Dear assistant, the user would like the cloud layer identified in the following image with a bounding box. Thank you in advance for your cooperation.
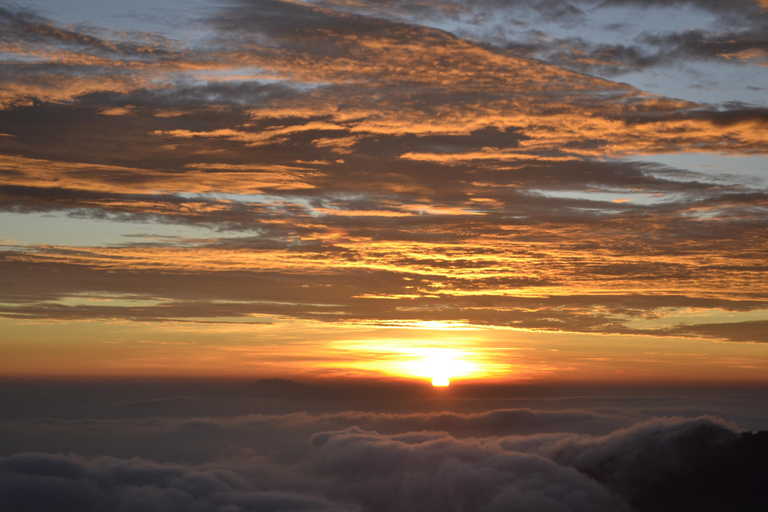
[2,381,767,511]
[1,414,766,512]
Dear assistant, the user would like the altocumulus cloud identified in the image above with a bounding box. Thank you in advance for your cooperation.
[1,0,767,342]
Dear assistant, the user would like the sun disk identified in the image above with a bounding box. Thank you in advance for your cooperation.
[432,375,450,387]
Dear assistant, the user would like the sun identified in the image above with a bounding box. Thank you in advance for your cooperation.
[341,342,484,385]
[432,375,450,387]
[406,348,475,386]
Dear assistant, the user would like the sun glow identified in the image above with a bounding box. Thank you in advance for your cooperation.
[326,336,514,383]
[403,347,476,385]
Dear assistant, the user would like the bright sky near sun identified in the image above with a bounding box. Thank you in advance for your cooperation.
[1,0,768,383]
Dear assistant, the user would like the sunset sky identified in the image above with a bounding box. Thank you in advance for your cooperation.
[4,2,768,512]
[2,0,768,384]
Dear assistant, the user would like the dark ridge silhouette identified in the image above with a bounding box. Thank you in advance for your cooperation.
[604,430,768,512]
[250,378,312,399]
[249,378,441,401]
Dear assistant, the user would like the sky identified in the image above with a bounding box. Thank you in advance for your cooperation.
[1,0,768,385]
[3,2,768,511]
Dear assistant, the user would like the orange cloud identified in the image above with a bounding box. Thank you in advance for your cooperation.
[0,154,323,195]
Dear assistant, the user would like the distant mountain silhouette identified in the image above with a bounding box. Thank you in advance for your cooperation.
[250,379,313,399]
[248,378,431,401]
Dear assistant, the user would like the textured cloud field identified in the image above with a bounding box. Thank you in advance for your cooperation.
[1,0,767,351]
[1,381,768,512]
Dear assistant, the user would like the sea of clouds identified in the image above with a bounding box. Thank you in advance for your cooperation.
[1,382,767,511]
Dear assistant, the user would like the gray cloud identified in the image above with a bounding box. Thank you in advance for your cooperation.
[0,452,354,512]
[305,427,631,512]
[0,408,640,464]
[497,26,768,77]
[595,0,766,15]
[1,414,767,512]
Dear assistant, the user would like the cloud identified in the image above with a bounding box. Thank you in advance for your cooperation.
[420,1,768,77]
[305,427,631,512]
[525,416,768,512]
[660,320,768,342]
[0,0,767,344]
[2,378,768,511]
[0,408,641,464]
[639,27,768,67]
[1,415,767,512]
[2,235,767,342]
[0,452,353,512]
[0,5,183,109]
[595,0,765,14]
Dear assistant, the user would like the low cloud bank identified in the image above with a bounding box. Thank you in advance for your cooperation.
[1,416,766,512]
[0,407,646,464]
